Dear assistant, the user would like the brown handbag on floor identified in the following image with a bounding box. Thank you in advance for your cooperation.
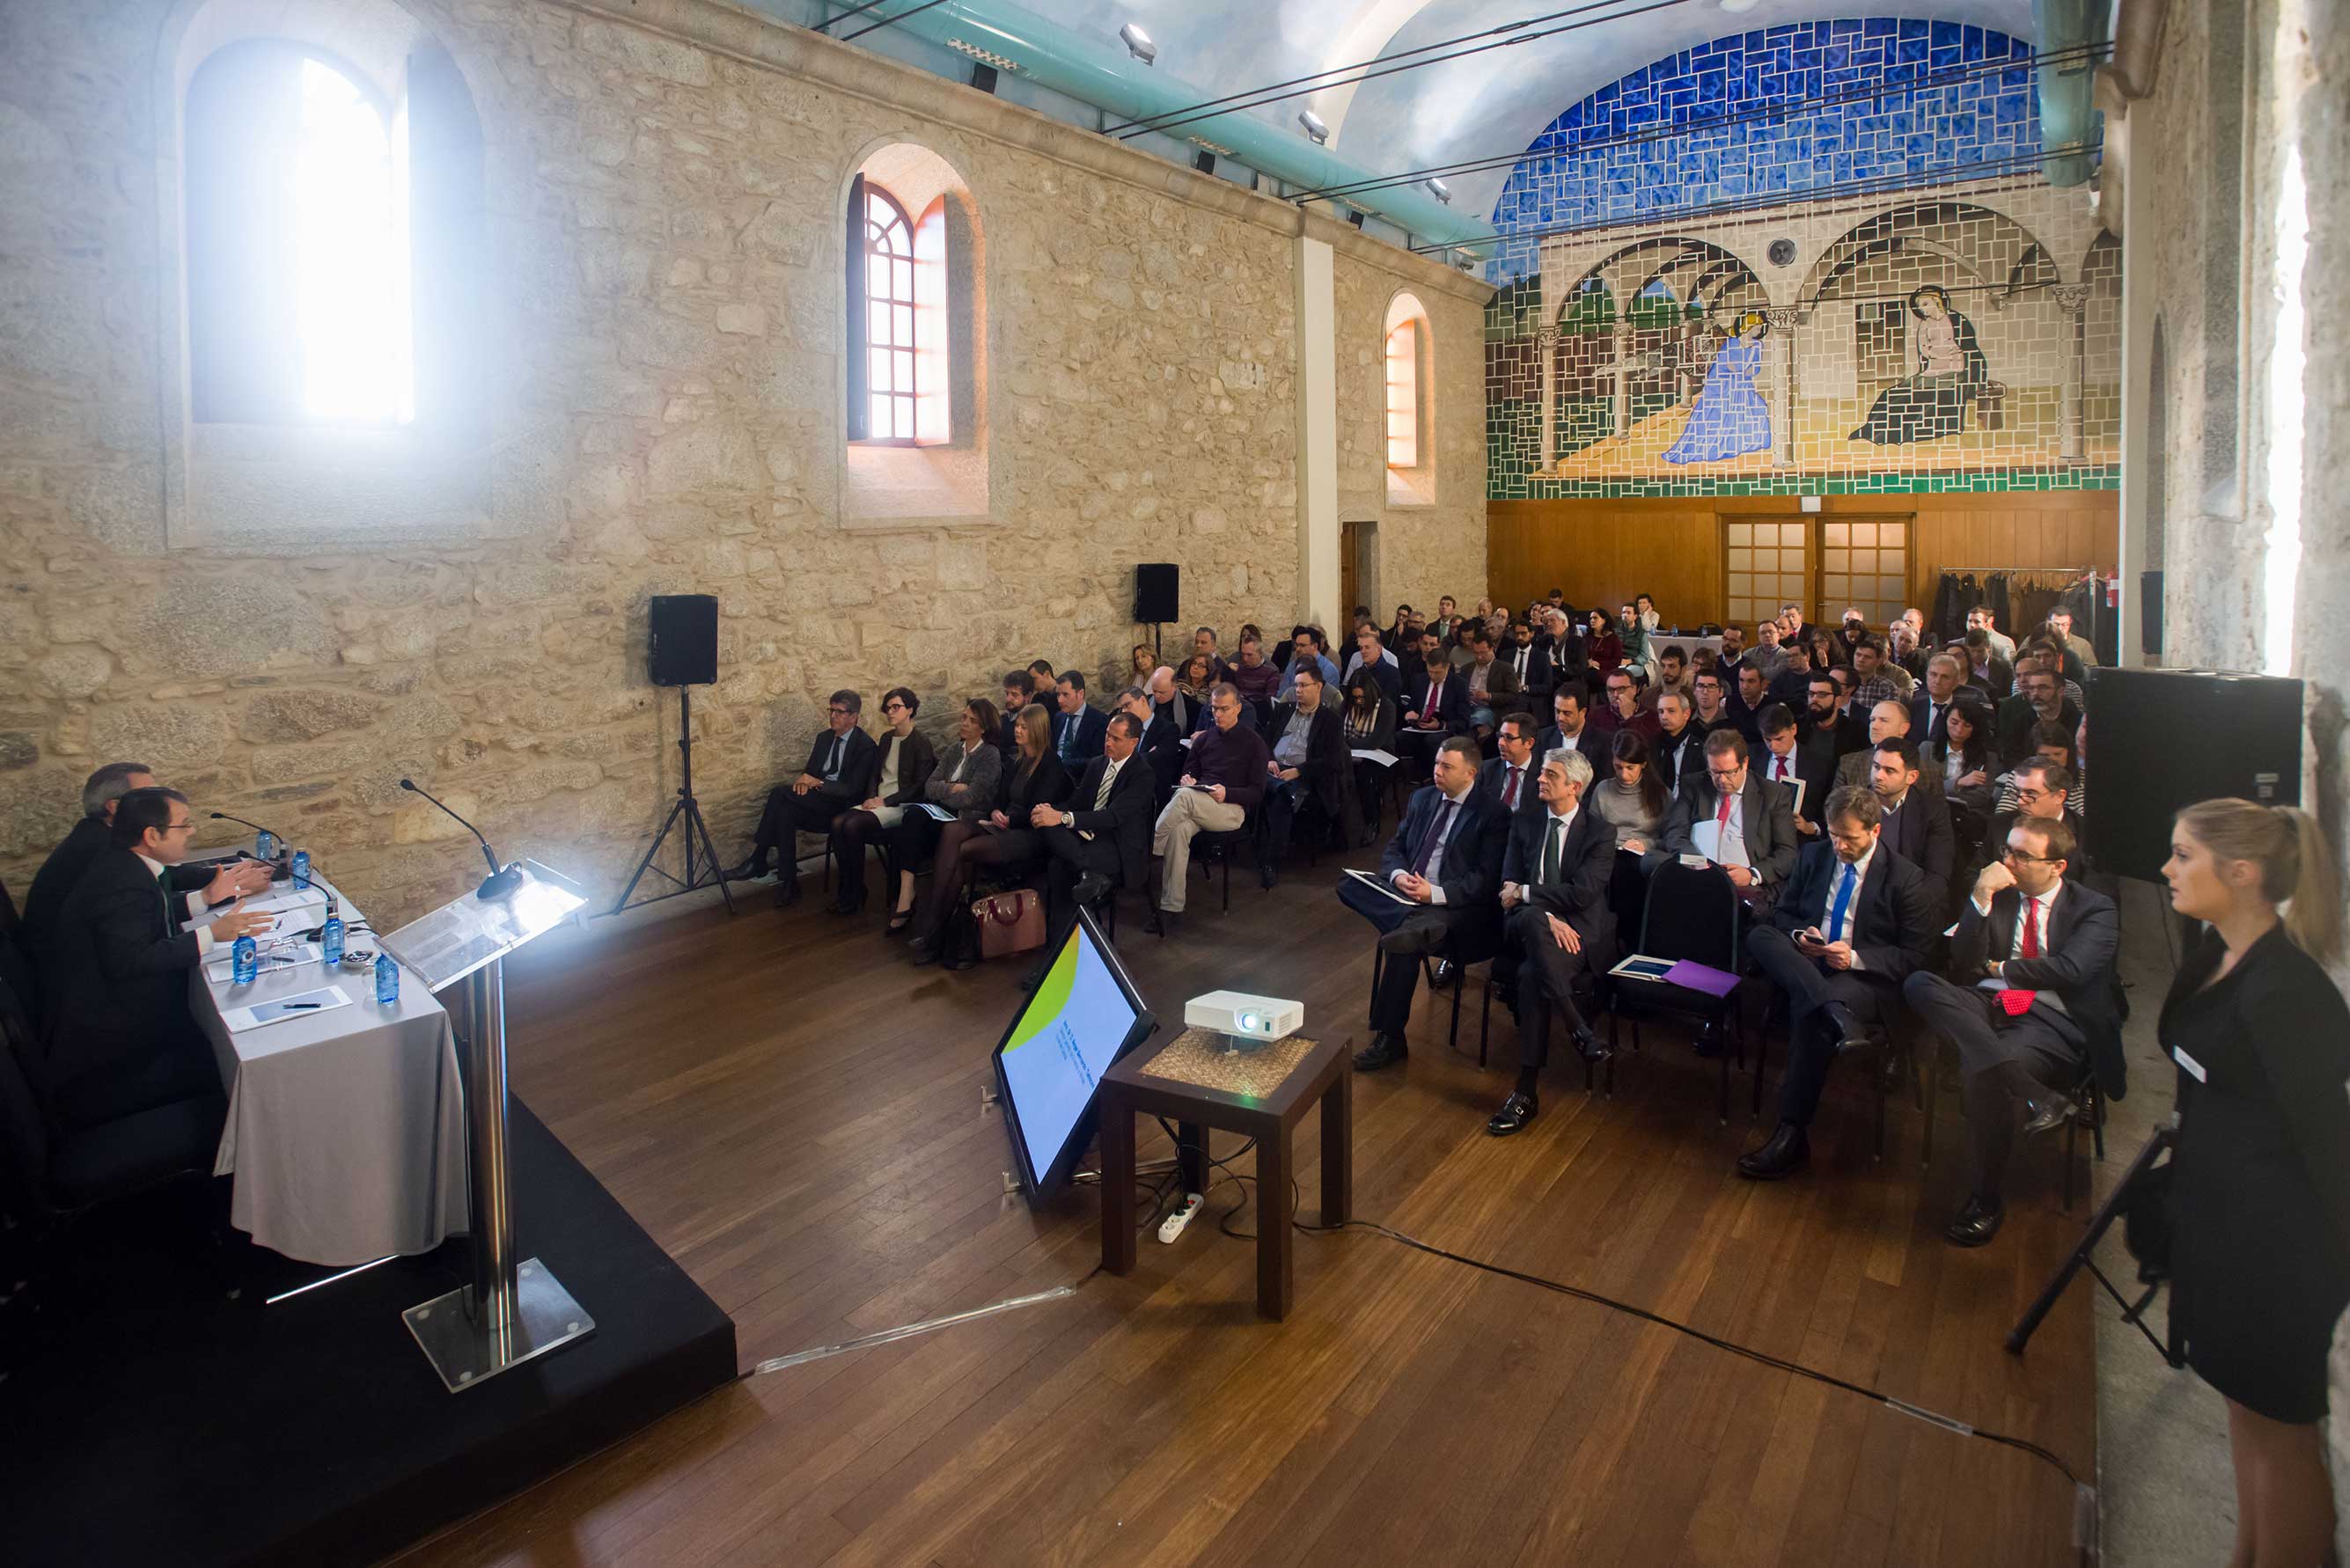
[971,888,1046,958]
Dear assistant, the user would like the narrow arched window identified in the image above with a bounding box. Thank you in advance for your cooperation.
[185,40,412,425]
[862,184,918,443]
[1384,320,1420,470]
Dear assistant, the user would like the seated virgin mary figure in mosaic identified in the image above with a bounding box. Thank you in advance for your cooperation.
[1663,311,1772,464]
[1851,284,1990,444]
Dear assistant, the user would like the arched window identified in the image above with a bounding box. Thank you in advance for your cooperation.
[1384,319,1419,469]
[846,160,950,448]
[860,185,919,443]
[185,40,412,425]
[1384,292,1435,505]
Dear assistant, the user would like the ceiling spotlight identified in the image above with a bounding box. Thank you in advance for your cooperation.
[1425,177,1452,204]
[1298,110,1330,144]
[1119,23,1157,64]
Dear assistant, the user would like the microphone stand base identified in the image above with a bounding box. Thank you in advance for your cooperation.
[403,1257,594,1394]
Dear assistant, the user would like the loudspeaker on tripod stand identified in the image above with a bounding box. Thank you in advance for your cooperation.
[614,594,735,916]
[649,594,718,687]
[1135,564,1179,625]
[2085,666,2302,883]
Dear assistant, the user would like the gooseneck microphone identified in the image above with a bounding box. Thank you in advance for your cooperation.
[210,810,289,846]
[400,778,525,901]
[209,810,293,879]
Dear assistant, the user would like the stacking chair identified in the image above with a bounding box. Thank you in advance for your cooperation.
[1603,859,1748,1120]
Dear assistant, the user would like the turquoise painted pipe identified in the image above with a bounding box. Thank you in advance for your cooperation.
[2031,0,2102,187]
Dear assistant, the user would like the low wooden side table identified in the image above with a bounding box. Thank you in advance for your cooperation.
[1098,1029,1352,1321]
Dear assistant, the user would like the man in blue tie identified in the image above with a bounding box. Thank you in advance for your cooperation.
[1737,786,1939,1180]
[1340,736,1506,1072]
[1051,671,1107,764]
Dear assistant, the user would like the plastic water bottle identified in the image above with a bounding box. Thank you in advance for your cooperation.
[374,951,399,1006]
[291,848,310,889]
[256,829,277,861]
[320,901,345,965]
[231,934,258,985]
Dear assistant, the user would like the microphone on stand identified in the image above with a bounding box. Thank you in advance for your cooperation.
[400,779,525,901]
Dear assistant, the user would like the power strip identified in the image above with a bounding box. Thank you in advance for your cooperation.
[1157,1192,1205,1243]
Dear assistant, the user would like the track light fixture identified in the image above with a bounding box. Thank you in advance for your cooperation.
[1119,23,1157,64]
[1425,177,1452,204]
[1297,110,1330,144]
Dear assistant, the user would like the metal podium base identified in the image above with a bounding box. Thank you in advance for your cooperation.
[403,1257,595,1393]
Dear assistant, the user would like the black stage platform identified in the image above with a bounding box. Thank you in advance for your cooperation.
[2,1100,737,1567]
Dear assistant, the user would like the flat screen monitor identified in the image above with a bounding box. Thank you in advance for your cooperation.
[989,906,1157,1202]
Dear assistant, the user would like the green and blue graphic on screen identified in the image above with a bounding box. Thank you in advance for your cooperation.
[992,914,1151,1198]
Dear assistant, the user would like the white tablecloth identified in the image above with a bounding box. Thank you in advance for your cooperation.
[193,870,469,1266]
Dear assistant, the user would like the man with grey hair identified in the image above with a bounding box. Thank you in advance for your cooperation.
[21,761,271,985]
[1486,746,1617,1134]
[1147,664,1193,736]
[1147,681,1268,935]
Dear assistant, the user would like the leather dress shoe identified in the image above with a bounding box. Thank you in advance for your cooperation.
[1486,1092,1539,1136]
[1736,1123,1810,1180]
[1145,906,1179,938]
[1571,1025,1610,1064]
[1822,1000,1865,1051]
[1429,958,1459,990]
[2020,1095,2076,1136]
[1352,1032,1408,1072]
[772,881,801,909]
[907,937,939,966]
[1944,1195,2005,1248]
[723,856,767,882]
[1071,871,1112,908]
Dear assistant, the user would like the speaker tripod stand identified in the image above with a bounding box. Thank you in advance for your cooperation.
[612,686,737,917]
[2007,1121,2181,1363]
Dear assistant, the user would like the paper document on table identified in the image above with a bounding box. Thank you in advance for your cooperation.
[1342,868,1415,905]
[205,941,324,984]
[221,985,353,1032]
[1350,749,1399,768]
[245,887,327,917]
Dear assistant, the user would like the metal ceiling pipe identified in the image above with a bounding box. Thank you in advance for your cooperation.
[2032,0,2104,186]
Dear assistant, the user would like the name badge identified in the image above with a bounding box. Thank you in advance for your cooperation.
[2172,1046,2208,1083]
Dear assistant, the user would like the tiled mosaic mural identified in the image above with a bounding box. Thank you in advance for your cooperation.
[1481,19,2118,502]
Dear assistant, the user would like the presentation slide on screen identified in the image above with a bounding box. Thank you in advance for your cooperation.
[999,927,1138,1179]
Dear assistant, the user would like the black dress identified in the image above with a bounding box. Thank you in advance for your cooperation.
[2161,924,2350,1423]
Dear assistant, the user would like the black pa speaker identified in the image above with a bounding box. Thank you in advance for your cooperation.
[2139,570,2163,656]
[1135,563,1179,624]
[648,594,718,687]
[2085,666,2301,883]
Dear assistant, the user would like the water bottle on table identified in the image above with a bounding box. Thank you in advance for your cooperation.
[320,900,345,965]
[231,934,258,985]
[291,848,310,889]
[256,829,277,861]
[375,951,400,1006]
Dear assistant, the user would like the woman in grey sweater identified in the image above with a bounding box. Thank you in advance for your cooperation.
[885,698,1002,933]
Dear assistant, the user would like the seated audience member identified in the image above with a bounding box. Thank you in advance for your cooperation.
[1593,729,1669,855]
[1735,787,1940,1181]
[1690,669,1735,736]
[1585,606,1625,678]
[1750,622,1792,685]
[1651,690,1707,802]
[1259,663,1350,885]
[1689,648,1720,685]
[1539,685,1610,772]
[1275,626,1339,702]
[1148,663,1195,735]
[1400,648,1470,752]
[1958,627,2015,699]
[1384,602,1416,650]
[1990,722,2088,819]
[1660,729,1801,913]
[1027,658,1059,699]
[1966,603,2019,664]
[826,688,936,915]
[1148,682,1270,935]
[1831,608,1868,664]
[1591,669,1659,744]
[1341,736,1507,1073]
[38,787,275,1130]
[731,689,879,905]
[1887,621,1927,686]
[1800,670,1868,761]
[1226,633,1282,708]
[1834,700,1946,798]
[886,700,1002,933]
[1866,736,1957,904]
[1477,711,1545,823]
[1342,623,1402,702]
[1766,636,1814,709]
[1501,619,1545,698]
[1351,604,1375,634]
[1128,644,1157,686]
[1986,761,2086,871]
[1023,711,1155,982]
[1486,748,1618,1135]
[23,760,271,978]
[1911,653,1967,744]
[1120,683,1183,804]
[1757,702,1832,839]
[1934,693,1998,817]
[1340,671,1399,844]
[1649,645,1693,708]
[1547,608,1593,696]
[1995,662,2082,768]
[1174,652,1217,709]
[1722,663,1770,746]
[999,669,1039,752]
[1715,622,1751,678]
[1619,599,1654,683]
[2042,607,2092,688]
[1460,626,1522,737]
[1903,815,2120,1246]
[1189,626,1224,680]
[1428,595,1463,648]
[908,703,1070,965]
[1050,670,1108,766]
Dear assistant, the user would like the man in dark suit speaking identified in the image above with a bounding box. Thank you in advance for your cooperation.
[40,788,274,1131]
[1485,747,1616,1136]
[731,689,879,905]
[1341,736,1505,1073]
[1903,815,2122,1247]
[1023,712,1154,987]
[1736,786,1939,1182]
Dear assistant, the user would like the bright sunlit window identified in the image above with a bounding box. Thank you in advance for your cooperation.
[1385,319,1420,469]
[293,58,411,422]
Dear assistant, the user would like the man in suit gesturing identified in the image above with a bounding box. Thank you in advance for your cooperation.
[1737,787,1940,1181]
[40,788,274,1131]
[1904,815,2122,1246]
[1024,712,1154,985]
[1486,748,1617,1136]
[1342,737,1506,1073]
[733,688,879,905]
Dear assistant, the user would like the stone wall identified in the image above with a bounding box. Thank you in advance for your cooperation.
[0,0,1488,927]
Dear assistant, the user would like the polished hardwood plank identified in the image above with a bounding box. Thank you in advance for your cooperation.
[398,848,2093,1567]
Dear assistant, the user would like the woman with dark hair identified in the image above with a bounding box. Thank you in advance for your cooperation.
[1586,606,1624,679]
[1340,671,1398,846]
[885,698,1000,934]
[1851,284,1990,444]
[1805,625,1840,672]
[1175,652,1215,705]
[826,686,936,916]
[1590,729,1669,930]
[2159,800,2350,1567]
[1932,692,1996,870]
[907,703,1070,966]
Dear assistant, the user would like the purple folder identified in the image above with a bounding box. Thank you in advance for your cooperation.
[1663,959,1741,998]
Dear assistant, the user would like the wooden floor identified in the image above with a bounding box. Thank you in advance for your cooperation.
[400,846,2094,1567]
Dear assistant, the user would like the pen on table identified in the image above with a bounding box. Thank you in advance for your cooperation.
[280,1002,323,1010]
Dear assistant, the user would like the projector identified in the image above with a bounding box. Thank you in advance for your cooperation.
[1184,990,1303,1045]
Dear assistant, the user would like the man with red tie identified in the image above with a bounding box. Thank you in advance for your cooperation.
[1756,702,1832,839]
[1476,712,1545,824]
[1902,815,2123,1247]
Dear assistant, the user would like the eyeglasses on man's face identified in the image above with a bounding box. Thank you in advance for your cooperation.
[2000,845,2058,864]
